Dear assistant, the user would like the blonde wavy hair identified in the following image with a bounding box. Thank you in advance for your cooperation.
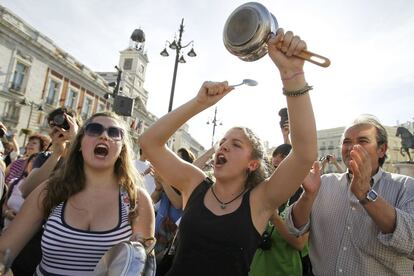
[43,112,142,221]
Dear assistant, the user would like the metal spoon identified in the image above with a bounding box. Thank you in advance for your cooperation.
[230,79,258,88]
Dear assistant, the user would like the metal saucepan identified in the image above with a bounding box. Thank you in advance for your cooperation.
[223,2,331,67]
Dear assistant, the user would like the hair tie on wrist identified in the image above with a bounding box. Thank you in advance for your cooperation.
[281,71,304,81]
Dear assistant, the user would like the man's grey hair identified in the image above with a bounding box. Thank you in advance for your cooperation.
[342,114,388,166]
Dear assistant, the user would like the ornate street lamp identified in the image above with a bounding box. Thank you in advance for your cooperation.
[160,18,197,112]
[206,106,223,147]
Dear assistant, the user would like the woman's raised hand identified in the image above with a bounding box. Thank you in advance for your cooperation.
[195,81,234,108]
[267,29,306,76]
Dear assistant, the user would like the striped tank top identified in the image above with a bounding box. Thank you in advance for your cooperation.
[36,189,133,275]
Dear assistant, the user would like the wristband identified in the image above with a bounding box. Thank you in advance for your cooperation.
[281,71,304,81]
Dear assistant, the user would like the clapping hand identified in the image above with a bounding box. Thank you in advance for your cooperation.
[302,161,321,195]
[349,145,372,200]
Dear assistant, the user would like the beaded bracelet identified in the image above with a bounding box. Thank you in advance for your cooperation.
[283,83,313,97]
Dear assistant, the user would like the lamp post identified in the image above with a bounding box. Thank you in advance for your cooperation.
[19,98,43,145]
[160,18,197,112]
[106,65,122,99]
[206,106,222,147]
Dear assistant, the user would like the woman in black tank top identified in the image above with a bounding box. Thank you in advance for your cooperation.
[140,29,318,275]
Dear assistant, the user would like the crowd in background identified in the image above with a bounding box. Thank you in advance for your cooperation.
[0,29,413,276]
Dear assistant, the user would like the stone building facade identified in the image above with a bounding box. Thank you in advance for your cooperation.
[0,5,204,156]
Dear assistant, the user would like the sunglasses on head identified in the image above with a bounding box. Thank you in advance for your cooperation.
[84,122,124,141]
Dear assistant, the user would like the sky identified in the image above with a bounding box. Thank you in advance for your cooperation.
[2,0,414,149]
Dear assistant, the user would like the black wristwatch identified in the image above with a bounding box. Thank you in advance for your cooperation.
[359,188,378,205]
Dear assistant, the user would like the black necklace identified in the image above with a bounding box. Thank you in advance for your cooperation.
[210,185,247,209]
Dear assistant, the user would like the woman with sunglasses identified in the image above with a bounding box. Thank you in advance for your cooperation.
[139,29,317,275]
[0,112,154,275]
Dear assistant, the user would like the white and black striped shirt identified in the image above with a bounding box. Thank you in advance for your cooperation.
[36,189,132,275]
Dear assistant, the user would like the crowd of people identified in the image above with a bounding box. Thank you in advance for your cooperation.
[0,29,413,276]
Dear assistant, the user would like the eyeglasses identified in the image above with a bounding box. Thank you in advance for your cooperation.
[84,123,124,141]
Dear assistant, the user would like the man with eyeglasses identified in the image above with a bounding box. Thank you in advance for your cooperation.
[285,115,414,275]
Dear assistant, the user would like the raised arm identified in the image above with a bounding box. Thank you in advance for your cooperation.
[253,30,317,220]
[21,116,77,198]
[21,150,61,198]
[139,82,233,202]
[9,134,20,158]
[281,121,291,145]
[330,154,344,173]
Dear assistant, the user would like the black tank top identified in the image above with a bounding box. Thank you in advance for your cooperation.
[167,178,262,276]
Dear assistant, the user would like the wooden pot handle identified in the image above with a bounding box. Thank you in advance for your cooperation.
[275,41,331,67]
[296,49,331,68]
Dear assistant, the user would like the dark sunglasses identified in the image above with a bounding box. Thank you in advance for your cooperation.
[84,122,124,141]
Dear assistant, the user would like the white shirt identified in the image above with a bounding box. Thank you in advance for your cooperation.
[3,178,25,230]
[134,159,156,195]
[134,159,159,211]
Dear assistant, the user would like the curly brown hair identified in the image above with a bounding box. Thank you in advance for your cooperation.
[28,133,51,151]
[231,127,269,190]
[42,112,143,221]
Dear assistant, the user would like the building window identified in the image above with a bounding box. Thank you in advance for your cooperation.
[46,79,61,105]
[81,96,93,120]
[123,58,133,70]
[97,102,106,113]
[2,102,20,122]
[10,62,29,92]
[65,88,79,110]
[139,64,145,73]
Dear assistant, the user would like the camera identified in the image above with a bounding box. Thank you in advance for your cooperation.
[48,109,70,130]
[319,155,332,162]
[278,107,288,129]
[259,229,273,250]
